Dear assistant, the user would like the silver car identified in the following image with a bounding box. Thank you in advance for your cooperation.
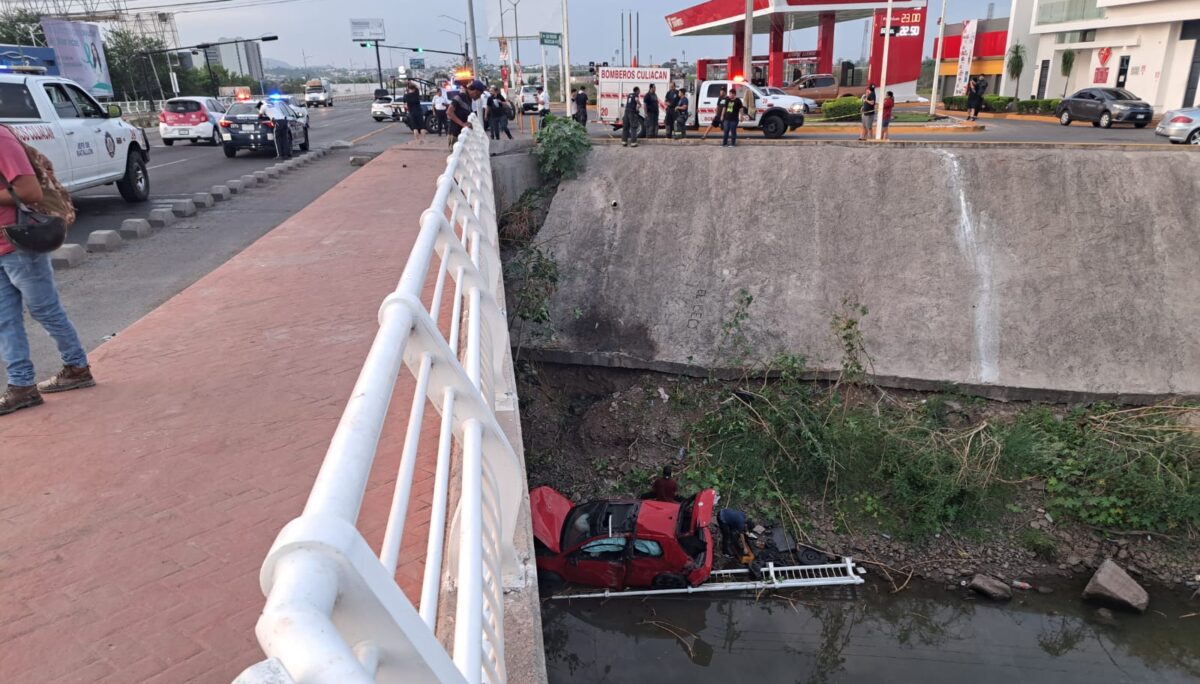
[1155,107,1200,144]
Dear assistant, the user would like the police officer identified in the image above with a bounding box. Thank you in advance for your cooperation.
[643,84,659,138]
[621,86,642,148]
[664,84,679,138]
[258,98,290,159]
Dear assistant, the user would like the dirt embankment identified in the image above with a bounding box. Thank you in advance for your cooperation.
[519,362,1200,593]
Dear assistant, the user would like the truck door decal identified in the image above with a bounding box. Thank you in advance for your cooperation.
[104,132,116,157]
[11,124,57,141]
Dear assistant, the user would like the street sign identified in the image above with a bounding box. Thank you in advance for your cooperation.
[539,32,561,47]
[498,38,509,63]
[350,18,386,41]
[410,58,425,70]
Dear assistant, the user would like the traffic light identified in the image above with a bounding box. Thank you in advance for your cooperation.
[602,61,609,67]
[589,61,595,74]
[415,47,424,53]
[360,42,373,48]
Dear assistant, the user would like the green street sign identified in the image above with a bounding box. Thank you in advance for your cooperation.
[539,32,561,47]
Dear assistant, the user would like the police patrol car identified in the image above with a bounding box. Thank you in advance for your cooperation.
[0,68,151,202]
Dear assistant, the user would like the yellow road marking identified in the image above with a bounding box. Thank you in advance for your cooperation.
[351,123,398,144]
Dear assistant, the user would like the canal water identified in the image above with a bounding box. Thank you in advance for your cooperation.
[542,579,1200,683]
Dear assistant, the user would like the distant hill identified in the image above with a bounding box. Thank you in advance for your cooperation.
[263,57,294,69]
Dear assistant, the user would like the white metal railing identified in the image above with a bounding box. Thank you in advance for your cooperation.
[235,114,523,684]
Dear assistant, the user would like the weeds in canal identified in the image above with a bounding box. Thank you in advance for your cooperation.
[501,186,561,349]
[681,295,1200,540]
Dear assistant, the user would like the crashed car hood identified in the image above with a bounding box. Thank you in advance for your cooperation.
[530,486,573,554]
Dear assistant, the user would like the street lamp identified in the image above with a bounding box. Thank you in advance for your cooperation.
[155,35,279,96]
[439,15,469,66]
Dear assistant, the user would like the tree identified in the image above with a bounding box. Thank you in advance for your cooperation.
[0,9,44,46]
[1060,50,1075,97]
[1006,44,1026,100]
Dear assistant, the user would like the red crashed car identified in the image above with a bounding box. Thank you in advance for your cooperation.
[531,486,716,590]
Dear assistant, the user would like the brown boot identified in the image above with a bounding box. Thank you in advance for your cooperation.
[37,365,96,394]
[0,385,44,415]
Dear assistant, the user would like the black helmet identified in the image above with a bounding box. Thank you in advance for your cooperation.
[4,215,67,253]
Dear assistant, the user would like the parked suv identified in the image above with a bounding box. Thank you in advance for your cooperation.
[159,96,226,146]
[1056,88,1154,128]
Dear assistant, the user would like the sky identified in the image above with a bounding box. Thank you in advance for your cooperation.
[175,0,1005,71]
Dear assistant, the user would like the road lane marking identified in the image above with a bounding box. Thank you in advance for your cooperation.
[351,123,398,144]
[148,158,192,170]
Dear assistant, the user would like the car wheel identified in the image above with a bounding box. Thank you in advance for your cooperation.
[1134,122,1148,129]
[1058,110,1071,126]
[299,127,310,152]
[162,139,174,146]
[1092,121,1101,127]
[116,152,149,203]
[760,113,786,139]
[211,128,222,146]
[223,144,237,158]
[537,570,565,595]
[651,573,687,590]
[1099,111,1113,128]
[373,117,384,122]
[1189,129,1200,145]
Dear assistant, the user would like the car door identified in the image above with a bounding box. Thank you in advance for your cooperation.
[39,83,97,185]
[699,82,724,126]
[564,535,628,589]
[0,81,72,183]
[286,105,305,145]
[815,75,837,102]
[1065,90,1087,119]
[1078,90,1102,120]
[62,82,116,183]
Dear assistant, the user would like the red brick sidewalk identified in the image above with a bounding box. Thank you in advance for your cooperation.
[0,145,450,683]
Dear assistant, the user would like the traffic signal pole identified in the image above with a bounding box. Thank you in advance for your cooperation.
[375,42,384,89]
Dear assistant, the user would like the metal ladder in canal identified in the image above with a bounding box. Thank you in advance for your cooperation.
[550,557,866,600]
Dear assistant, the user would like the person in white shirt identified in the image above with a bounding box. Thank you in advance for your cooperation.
[537,86,550,121]
[257,99,291,159]
[432,91,449,136]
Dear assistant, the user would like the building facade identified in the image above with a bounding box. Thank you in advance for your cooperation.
[205,38,264,81]
[1012,0,1200,110]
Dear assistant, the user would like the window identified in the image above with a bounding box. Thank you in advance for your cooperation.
[1100,88,1136,100]
[816,76,836,88]
[165,100,203,113]
[1036,0,1105,25]
[43,84,79,118]
[633,539,663,557]
[225,103,259,116]
[578,537,627,559]
[64,84,103,117]
[705,83,724,98]
[0,83,40,119]
[1055,29,1096,44]
[1069,90,1092,100]
[207,99,225,113]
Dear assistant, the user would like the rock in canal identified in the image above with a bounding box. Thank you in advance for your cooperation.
[968,574,1012,601]
[1082,559,1149,613]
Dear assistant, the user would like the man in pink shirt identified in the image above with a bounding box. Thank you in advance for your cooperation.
[0,124,93,415]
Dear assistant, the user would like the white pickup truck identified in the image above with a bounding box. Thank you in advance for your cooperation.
[690,79,807,138]
[0,73,151,202]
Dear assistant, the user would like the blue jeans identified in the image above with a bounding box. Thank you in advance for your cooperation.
[0,250,87,386]
[722,119,738,145]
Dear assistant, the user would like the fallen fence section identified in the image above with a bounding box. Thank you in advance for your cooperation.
[234,114,525,684]
[549,558,866,600]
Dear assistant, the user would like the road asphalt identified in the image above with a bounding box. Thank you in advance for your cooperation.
[12,103,441,391]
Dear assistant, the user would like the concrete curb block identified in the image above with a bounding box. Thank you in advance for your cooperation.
[51,244,86,268]
[148,208,176,227]
[171,199,197,217]
[210,185,231,201]
[253,170,269,183]
[329,140,351,150]
[226,179,245,194]
[349,155,372,166]
[86,229,122,252]
[241,174,259,187]
[118,218,153,239]
[265,166,281,178]
[192,192,215,208]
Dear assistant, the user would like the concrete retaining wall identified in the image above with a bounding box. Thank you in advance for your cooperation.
[490,140,540,215]
[525,144,1200,399]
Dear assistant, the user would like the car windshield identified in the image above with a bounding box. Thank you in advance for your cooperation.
[561,501,638,551]
[165,100,202,113]
[0,82,40,119]
[374,97,392,103]
[1102,88,1138,101]
[765,87,785,95]
[305,86,324,93]
[225,103,260,116]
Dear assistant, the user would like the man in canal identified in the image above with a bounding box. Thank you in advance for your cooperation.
[650,466,678,502]
[718,507,750,559]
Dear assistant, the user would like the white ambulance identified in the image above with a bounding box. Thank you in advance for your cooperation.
[596,66,672,137]
[0,71,151,202]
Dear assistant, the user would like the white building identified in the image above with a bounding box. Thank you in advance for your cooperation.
[1011,0,1200,111]
[204,38,265,81]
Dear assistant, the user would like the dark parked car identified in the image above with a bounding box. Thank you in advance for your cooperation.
[218,100,309,157]
[1056,88,1154,129]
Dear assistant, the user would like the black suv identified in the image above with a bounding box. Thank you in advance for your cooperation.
[1056,88,1154,129]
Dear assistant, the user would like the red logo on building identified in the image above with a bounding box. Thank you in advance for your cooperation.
[1098,47,1112,67]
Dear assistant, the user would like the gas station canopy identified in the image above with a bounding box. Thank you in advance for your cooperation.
[665,0,924,36]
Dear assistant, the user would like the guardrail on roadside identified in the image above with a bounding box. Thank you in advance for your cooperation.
[234,113,521,684]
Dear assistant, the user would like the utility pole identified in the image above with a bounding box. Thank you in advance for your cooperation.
[929,0,948,117]
[145,53,166,101]
[620,11,625,67]
[509,0,521,68]
[560,0,571,103]
[875,0,895,141]
[462,2,481,72]
[375,42,383,89]
[301,48,311,78]
[742,0,753,81]
[635,12,639,66]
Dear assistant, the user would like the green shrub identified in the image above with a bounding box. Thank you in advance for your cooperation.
[942,95,968,110]
[1019,529,1058,560]
[1044,98,1061,113]
[533,114,591,181]
[983,95,1015,112]
[1016,98,1064,115]
[818,96,862,122]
